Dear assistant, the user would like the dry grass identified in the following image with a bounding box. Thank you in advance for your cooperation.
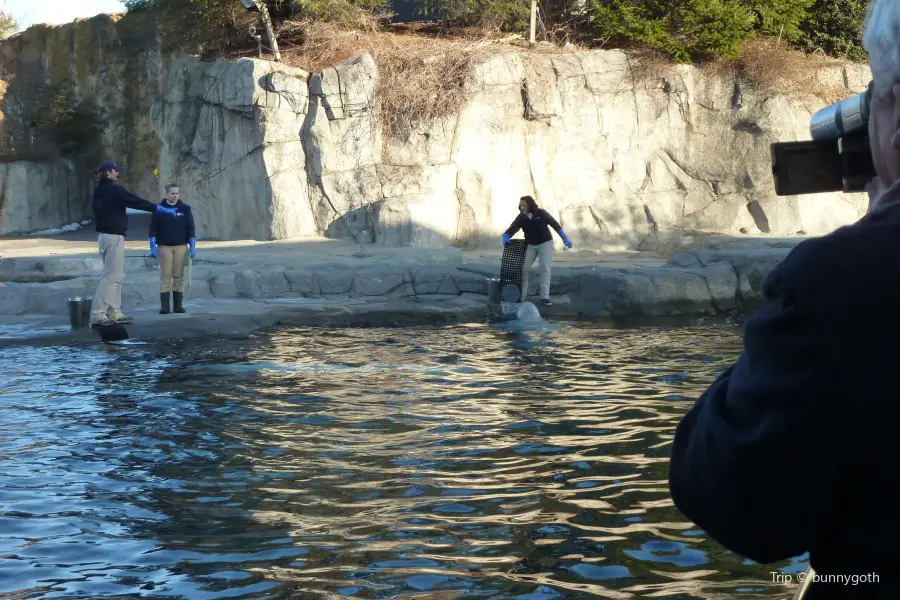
[626,49,681,88]
[248,18,859,138]
[277,20,572,139]
[732,37,850,103]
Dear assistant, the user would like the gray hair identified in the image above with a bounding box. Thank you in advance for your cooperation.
[165,183,179,192]
[863,0,900,98]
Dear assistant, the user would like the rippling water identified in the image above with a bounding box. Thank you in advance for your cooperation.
[0,320,809,599]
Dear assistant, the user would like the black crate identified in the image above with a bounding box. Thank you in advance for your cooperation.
[499,239,528,302]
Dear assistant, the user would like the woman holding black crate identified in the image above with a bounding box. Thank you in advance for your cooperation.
[501,195,572,306]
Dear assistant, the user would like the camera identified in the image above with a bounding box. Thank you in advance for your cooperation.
[248,26,257,36]
[770,81,876,196]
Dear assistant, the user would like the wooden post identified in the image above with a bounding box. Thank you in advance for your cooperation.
[253,0,281,62]
[529,0,536,49]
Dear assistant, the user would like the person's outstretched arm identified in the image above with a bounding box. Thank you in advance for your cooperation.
[113,185,175,215]
[502,215,523,246]
[668,253,843,564]
[540,210,572,248]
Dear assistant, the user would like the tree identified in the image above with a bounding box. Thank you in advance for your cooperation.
[0,10,19,39]
[586,0,756,63]
[748,0,816,42]
[123,0,254,54]
[796,0,868,61]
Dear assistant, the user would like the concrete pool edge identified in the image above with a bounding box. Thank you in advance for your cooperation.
[0,241,795,346]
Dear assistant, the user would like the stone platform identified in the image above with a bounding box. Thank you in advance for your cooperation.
[0,219,804,345]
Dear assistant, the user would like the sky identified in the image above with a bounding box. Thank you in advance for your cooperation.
[4,0,126,30]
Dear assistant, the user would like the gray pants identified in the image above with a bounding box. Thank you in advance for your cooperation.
[91,233,125,319]
[522,240,554,301]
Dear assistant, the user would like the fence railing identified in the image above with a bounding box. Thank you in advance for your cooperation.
[0,139,60,163]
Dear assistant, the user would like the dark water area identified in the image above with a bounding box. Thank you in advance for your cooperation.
[0,320,809,599]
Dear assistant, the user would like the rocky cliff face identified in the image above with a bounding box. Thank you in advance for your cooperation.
[0,14,872,247]
[297,49,871,251]
[0,14,161,235]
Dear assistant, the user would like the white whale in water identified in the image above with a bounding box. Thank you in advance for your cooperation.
[516,301,543,323]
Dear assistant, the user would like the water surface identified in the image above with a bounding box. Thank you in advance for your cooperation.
[0,320,807,598]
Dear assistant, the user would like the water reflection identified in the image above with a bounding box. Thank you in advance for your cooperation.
[0,321,804,598]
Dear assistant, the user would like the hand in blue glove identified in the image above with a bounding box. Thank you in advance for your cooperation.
[501,233,511,247]
[156,204,177,217]
[149,237,158,258]
[188,237,196,259]
[559,229,573,249]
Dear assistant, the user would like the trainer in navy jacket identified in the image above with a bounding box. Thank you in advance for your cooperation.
[149,199,195,246]
[149,183,196,315]
[93,178,159,236]
[669,180,900,598]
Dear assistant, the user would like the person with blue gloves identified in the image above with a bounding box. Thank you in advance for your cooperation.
[149,183,196,314]
[90,160,178,326]
[502,195,572,306]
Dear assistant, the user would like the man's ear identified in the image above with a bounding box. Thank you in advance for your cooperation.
[893,81,900,122]
[890,83,900,151]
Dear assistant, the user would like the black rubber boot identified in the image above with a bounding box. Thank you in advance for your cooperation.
[173,291,185,313]
[159,292,170,314]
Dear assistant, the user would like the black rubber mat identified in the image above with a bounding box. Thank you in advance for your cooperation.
[500,239,528,302]
[91,322,129,342]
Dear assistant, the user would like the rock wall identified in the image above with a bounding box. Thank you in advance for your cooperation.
[0,13,163,235]
[152,58,315,240]
[305,50,871,251]
[0,13,873,248]
[0,158,87,235]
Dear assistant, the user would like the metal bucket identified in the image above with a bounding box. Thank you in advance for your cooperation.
[488,277,500,303]
[67,296,93,329]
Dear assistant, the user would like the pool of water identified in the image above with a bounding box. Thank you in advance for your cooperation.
[0,320,808,599]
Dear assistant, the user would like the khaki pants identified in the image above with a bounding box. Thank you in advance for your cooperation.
[159,244,188,293]
[91,233,125,319]
[522,241,554,301]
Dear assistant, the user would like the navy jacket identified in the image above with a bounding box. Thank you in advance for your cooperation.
[92,179,158,236]
[504,209,562,246]
[669,184,900,598]
[149,200,195,246]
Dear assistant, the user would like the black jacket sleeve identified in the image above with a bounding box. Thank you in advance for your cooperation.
[668,259,845,564]
[114,184,158,213]
[540,209,562,232]
[149,211,158,239]
[504,215,523,237]
[186,205,196,240]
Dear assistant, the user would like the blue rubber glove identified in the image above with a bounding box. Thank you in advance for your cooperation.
[559,229,573,249]
[188,237,196,259]
[501,233,511,247]
[156,204,177,217]
[149,237,158,258]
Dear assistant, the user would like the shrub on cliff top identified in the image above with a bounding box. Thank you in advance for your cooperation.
[586,0,822,62]
[796,0,868,62]
[124,0,255,54]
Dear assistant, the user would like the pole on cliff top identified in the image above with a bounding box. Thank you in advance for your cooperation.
[252,0,281,62]
[529,0,536,49]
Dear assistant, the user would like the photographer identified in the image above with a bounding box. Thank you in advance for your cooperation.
[668,2,899,598]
